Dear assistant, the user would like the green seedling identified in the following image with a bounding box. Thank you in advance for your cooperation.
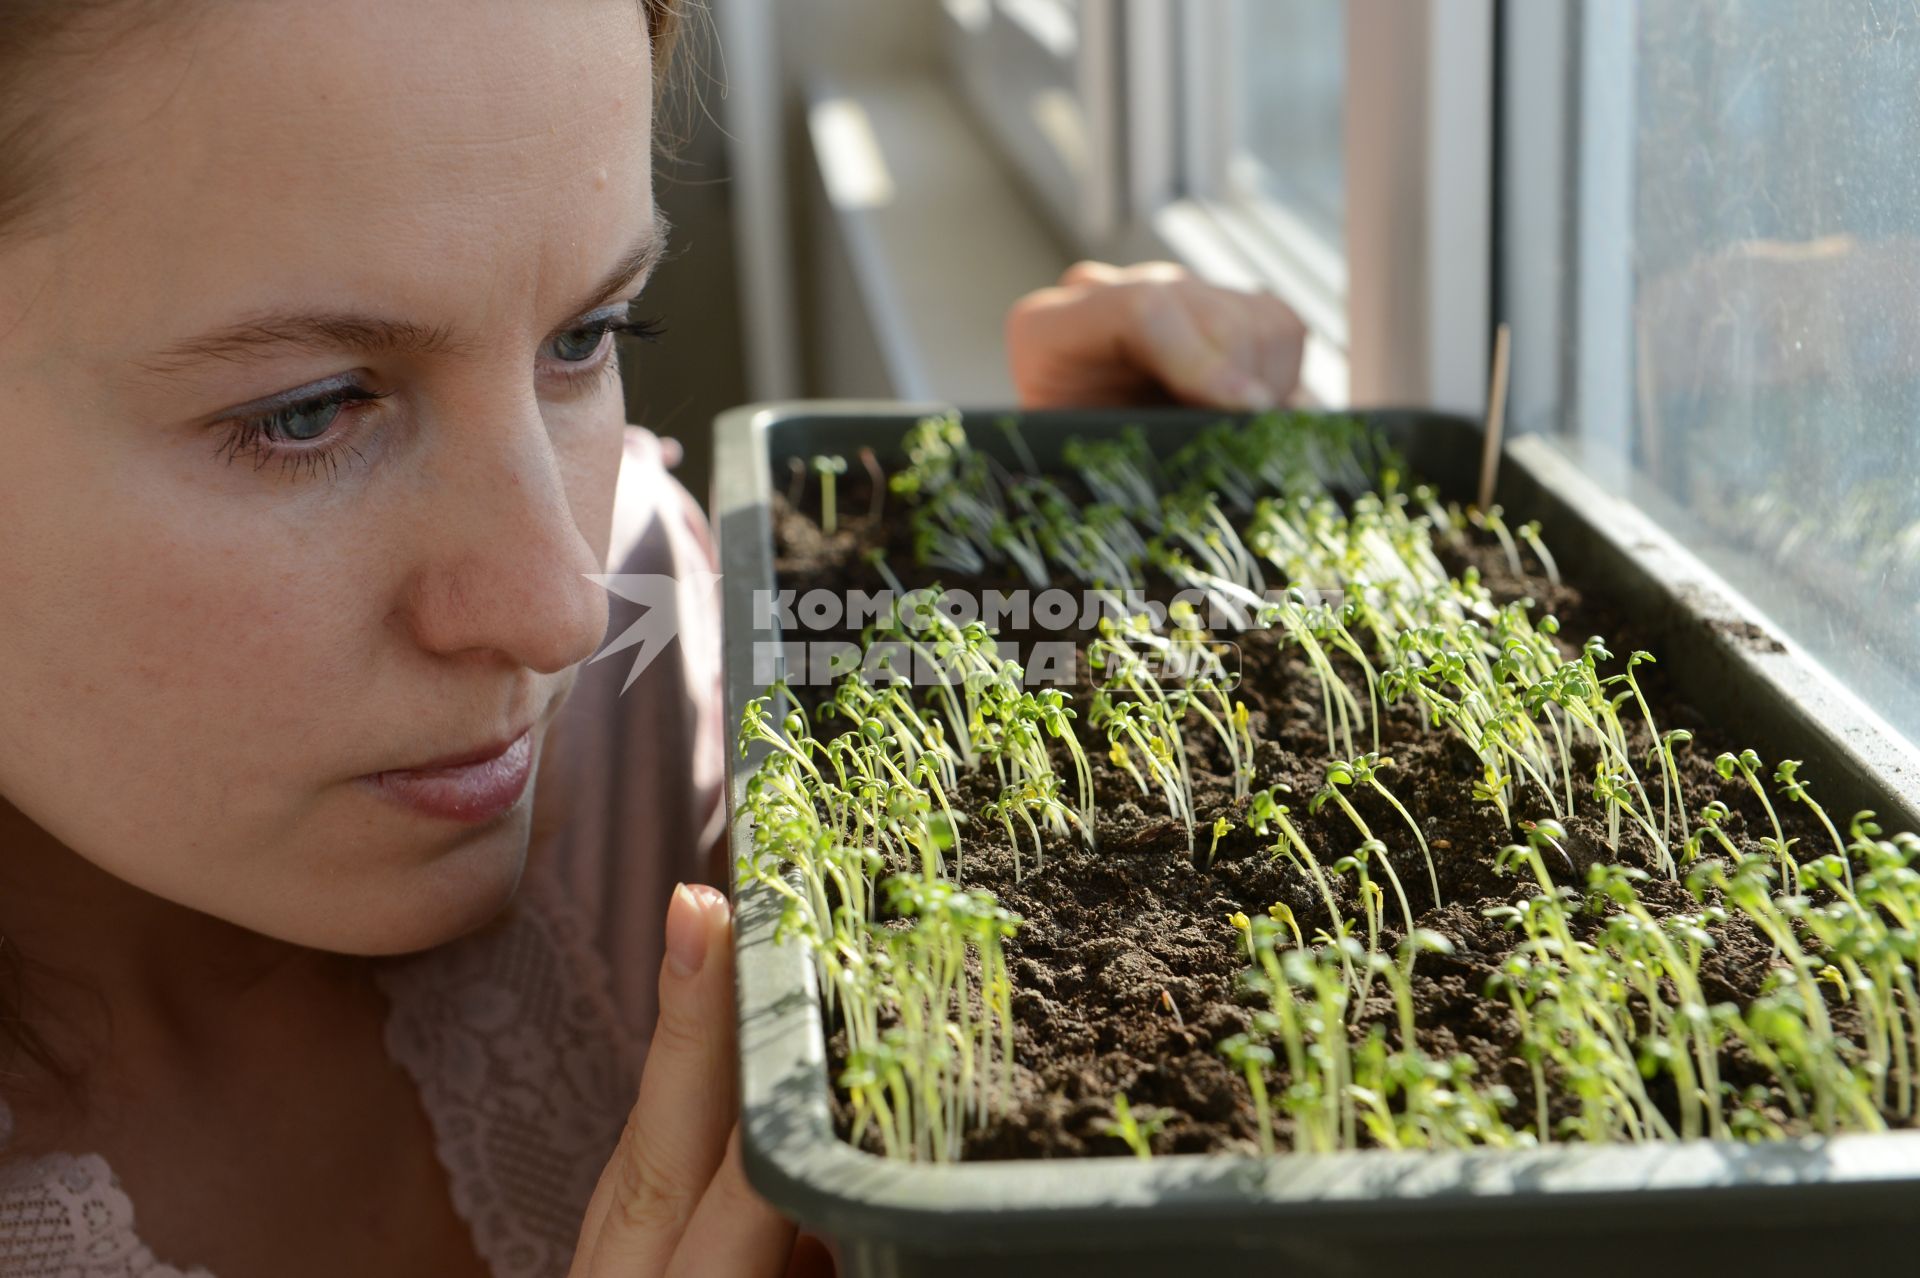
[812,454,849,535]
[1337,752,1440,910]
[1314,765,1416,934]
[1717,749,1796,879]
[1774,759,1851,889]
[1098,1093,1170,1160]
[1218,1032,1277,1155]
[1206,815,1235,869]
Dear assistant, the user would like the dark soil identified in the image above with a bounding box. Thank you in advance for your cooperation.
[767,466,1879,1159]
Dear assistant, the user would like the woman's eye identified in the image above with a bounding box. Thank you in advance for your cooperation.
[547,324,611,363]
[212,381,390,480]
[541,310,664,373]
[264,397,346,442]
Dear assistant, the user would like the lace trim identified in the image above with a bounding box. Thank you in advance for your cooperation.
[373,864,642,1278]
[0,1151,212,1278]
[0,868,640,1278]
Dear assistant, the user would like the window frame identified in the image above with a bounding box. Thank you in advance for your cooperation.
[1135,0,1494,413]
[1497,0,1920,748]
[1122,0,1356,406]
[941,0,1496,414]
[940,0,1123,248]
[934,0,1918,750]
[1175,0,1349,330]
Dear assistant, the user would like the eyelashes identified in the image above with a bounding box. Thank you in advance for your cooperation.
[211,311,666,482]
[213,383,390,482]
[548,313,667,391]
[608,314,667,344]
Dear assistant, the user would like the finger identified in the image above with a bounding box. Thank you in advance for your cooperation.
[666,1128,799,1278]
[1005,283,1158,407]
[1009,267,1276,409]
[1060,258,1122,287]
[1208,286,1269,398]
[1108,259,1192,287]
[1130,286,1274,410]
[1248,292,1307,405]
[572,883,738,1276]
[1178,285,1301,409]
[1064,259,1189,287]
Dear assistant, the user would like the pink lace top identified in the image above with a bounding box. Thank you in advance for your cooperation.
[0,426,728,1278]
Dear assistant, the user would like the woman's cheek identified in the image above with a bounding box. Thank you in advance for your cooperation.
[0,487,369,850]
[549,385,631,574]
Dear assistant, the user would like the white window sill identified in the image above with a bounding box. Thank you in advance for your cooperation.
[803,70,1071,404]
[801,71,1351,412]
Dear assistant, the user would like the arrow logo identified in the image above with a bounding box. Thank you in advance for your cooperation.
[583,571,724,693]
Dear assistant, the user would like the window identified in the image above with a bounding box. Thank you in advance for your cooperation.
[1226,0,1346,258]
[938,0,1493,409]
[923,0,1916,743]
[1505,0,1920,743]
[1147,0,1353,409]
[1165,0,1491,411]
[940,0,1119,245]
[943,0,1360,404]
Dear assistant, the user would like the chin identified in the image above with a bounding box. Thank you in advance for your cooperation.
[331,819,533,956]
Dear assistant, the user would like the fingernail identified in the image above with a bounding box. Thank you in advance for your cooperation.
[666,883,711,977]
[688,882,729,917]
[1235,377,1276,411]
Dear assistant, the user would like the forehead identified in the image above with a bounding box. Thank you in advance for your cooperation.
[22,0,656,343]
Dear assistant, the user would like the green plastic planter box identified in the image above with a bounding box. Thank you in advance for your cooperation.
[712,402,1920,1277]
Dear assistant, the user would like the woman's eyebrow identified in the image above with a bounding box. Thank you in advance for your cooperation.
[130,217,669,379]
[577,214,670,314]
[132,314,471,377]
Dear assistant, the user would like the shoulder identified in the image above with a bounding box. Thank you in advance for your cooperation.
[608,426,716,582]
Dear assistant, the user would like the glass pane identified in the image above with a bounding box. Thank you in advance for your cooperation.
[1232,0,1345,252]
[997,0,1079,58]
[1537,0,1920,742]
[944,0,1095,242]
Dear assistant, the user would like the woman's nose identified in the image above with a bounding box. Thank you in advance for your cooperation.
[395,398,611,676]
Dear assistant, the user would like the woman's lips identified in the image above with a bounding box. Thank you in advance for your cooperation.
[360,728,534,823]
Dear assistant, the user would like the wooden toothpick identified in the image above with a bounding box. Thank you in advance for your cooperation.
[1477,322,1513,513]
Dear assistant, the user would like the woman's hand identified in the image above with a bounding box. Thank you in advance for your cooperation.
[1005,260,1307,411]
[568,884,831,1277]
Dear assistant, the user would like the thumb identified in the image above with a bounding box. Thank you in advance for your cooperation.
[569,883,738,1276]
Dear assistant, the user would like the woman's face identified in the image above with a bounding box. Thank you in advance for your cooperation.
[0,0,657,952]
